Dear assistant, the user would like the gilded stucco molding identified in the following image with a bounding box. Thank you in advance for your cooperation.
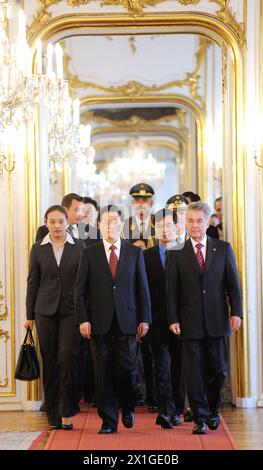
[209,0,246,50]
[28,0,246,50]
[0,328,10,388]
[100,1,167,17]
[221,41,228,102]
[66,37,208,107]
[0,282,8,322]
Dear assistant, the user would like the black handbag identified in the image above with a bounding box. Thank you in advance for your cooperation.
[14,328,40,381]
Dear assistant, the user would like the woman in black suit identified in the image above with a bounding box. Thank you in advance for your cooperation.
[24,205,84,430]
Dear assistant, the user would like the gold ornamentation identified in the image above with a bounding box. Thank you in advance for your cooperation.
[67,0,91,5]
[176,0,200,4]
[101,1,166,17]
[0,329,10,343]
[0,282,8,322]
[0,329,10,389]
[209,0,246,49]
[67,37,208,106]
[221,42,228,102]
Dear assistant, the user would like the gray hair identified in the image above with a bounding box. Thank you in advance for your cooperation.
[187,201,211,222]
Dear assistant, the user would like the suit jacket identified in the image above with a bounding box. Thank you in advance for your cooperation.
[75,240,151,335]
[26,238,84,319]
[122,215,155,243]
[143,246,169,339]
[166,237,242,339]
[206,224,219,239]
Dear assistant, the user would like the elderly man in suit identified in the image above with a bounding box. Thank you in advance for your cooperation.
[167,201,242,434]
[75,205,151,434]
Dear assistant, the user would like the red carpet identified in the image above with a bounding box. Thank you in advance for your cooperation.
[44,405,237,450]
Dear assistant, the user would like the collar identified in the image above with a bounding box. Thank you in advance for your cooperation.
[159,241,176,251]
[103,238,121,252]
[40,232,75,246]
[190,235,207,249]
[134,215,151,228]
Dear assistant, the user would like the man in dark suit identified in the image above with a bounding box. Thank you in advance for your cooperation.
[167,201,242,434]
[144,208,185,429]
[36,193,99,246]
[123,183,155,247]
[75,205,151,434]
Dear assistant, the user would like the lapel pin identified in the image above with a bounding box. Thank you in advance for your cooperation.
[213,248,216,252]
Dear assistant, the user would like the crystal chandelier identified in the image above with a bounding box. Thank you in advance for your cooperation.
[98,139,166,202]
[0,4,40,175]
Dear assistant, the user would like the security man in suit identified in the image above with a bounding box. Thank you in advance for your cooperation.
[123,183,155,248]
[167,201,242,434]
[144,208,184,429]
[75,205,151,434]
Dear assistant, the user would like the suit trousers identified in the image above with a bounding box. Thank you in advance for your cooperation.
[35,312,80,425]
[150,335,176,417]
[90,317,137,430]
[183,336,228,423]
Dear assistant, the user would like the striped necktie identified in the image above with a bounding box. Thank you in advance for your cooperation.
[109,245,118,279]
[195,242,205,273]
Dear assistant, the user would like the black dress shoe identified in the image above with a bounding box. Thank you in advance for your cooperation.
[62,423,73,430]
[156,414,173,429]
[148,405,158,412]
[183,407,194,422]
[49,423,62,430]
[172,415,181,426]
[207,414,220,430]
[192,422,206,434]
[98,424,117,434]
[122,412,135,429]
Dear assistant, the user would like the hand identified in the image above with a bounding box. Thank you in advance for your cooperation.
[79,322,91,339]
[169,322,181,335]
[230,316,241,333]
[137,322,149,339]
[24,320,34,330]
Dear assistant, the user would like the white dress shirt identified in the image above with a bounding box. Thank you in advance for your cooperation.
[103,238,121,263]
[190,236,207,261]
[134,215,151,233]
[40,232,75,266]
[67,223,79,239]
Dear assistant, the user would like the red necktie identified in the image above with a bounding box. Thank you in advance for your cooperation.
[195,242,205,273]
[109,245,118,279]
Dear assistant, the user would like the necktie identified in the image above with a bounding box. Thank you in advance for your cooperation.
[195,242,205,273]
[109,245,118,279]
[67,225,74,238]
[140,222,145,240]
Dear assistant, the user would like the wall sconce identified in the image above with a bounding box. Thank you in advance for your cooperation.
[254,150,263,169]
[0,151,15,177]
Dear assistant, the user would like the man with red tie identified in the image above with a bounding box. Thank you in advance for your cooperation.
[75,205,151,434]
[167,202,242,435]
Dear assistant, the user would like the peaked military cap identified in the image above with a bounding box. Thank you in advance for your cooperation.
[129,183,155,198]
[166,194,189,210]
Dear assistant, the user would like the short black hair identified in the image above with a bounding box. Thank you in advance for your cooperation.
[61,193,83,209]
[98,205,124,222]
[182,191,201,202]
[83,196,98,211]
[155,208,177,225]
[44,205,68,222]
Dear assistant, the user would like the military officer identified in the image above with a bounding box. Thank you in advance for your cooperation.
[123,183,155,247]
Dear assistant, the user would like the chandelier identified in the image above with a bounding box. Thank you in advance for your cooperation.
[97,139,166,202]
[0,5,40,175]
[0,3,87,180]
